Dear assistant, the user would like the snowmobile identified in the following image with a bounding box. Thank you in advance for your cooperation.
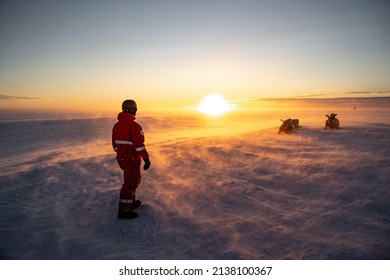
[278,118,300,134]
[324,113,340,130]
[291,119,300,129]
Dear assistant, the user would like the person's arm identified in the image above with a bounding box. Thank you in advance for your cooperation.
[131,124,151,170]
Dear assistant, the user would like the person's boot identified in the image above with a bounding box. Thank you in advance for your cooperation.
[117,211,138,219]
[132,200,141,210]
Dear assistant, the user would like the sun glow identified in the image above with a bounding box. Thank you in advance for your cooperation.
[197,93,233,116]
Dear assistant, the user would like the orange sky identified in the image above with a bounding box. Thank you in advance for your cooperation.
[1,1,389,114]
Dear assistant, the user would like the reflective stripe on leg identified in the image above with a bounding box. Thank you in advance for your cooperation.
[119,199,133,204]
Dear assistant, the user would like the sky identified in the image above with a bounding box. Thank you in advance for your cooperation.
[0,0,389,113]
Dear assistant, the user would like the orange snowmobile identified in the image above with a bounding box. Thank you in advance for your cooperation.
[278,118,300,134]
[324,113,340,130]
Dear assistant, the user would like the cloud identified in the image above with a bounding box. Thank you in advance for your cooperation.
[346,91,390,95]
[346,91,372,95]
[294,93,334,98]
[0,93,54,102]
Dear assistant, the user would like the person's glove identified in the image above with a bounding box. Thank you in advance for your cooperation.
[143,158,151,170]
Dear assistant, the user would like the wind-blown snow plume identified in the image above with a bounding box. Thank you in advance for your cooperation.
[0,99,389,259]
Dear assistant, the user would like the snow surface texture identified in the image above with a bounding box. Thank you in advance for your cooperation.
[0,99,389,259]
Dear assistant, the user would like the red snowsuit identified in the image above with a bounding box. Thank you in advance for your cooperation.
[112,112,149,213]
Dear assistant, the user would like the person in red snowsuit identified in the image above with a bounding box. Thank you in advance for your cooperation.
[112,100,151,219]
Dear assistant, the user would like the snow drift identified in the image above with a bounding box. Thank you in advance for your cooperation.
[0,99,389,259]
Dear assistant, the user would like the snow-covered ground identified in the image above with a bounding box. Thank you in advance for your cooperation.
[0,98,389,259]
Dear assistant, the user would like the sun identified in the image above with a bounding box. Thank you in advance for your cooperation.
[197,93,233,116]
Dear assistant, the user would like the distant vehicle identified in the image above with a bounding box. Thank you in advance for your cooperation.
[324,113,340,130]
[278,118,301,134]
